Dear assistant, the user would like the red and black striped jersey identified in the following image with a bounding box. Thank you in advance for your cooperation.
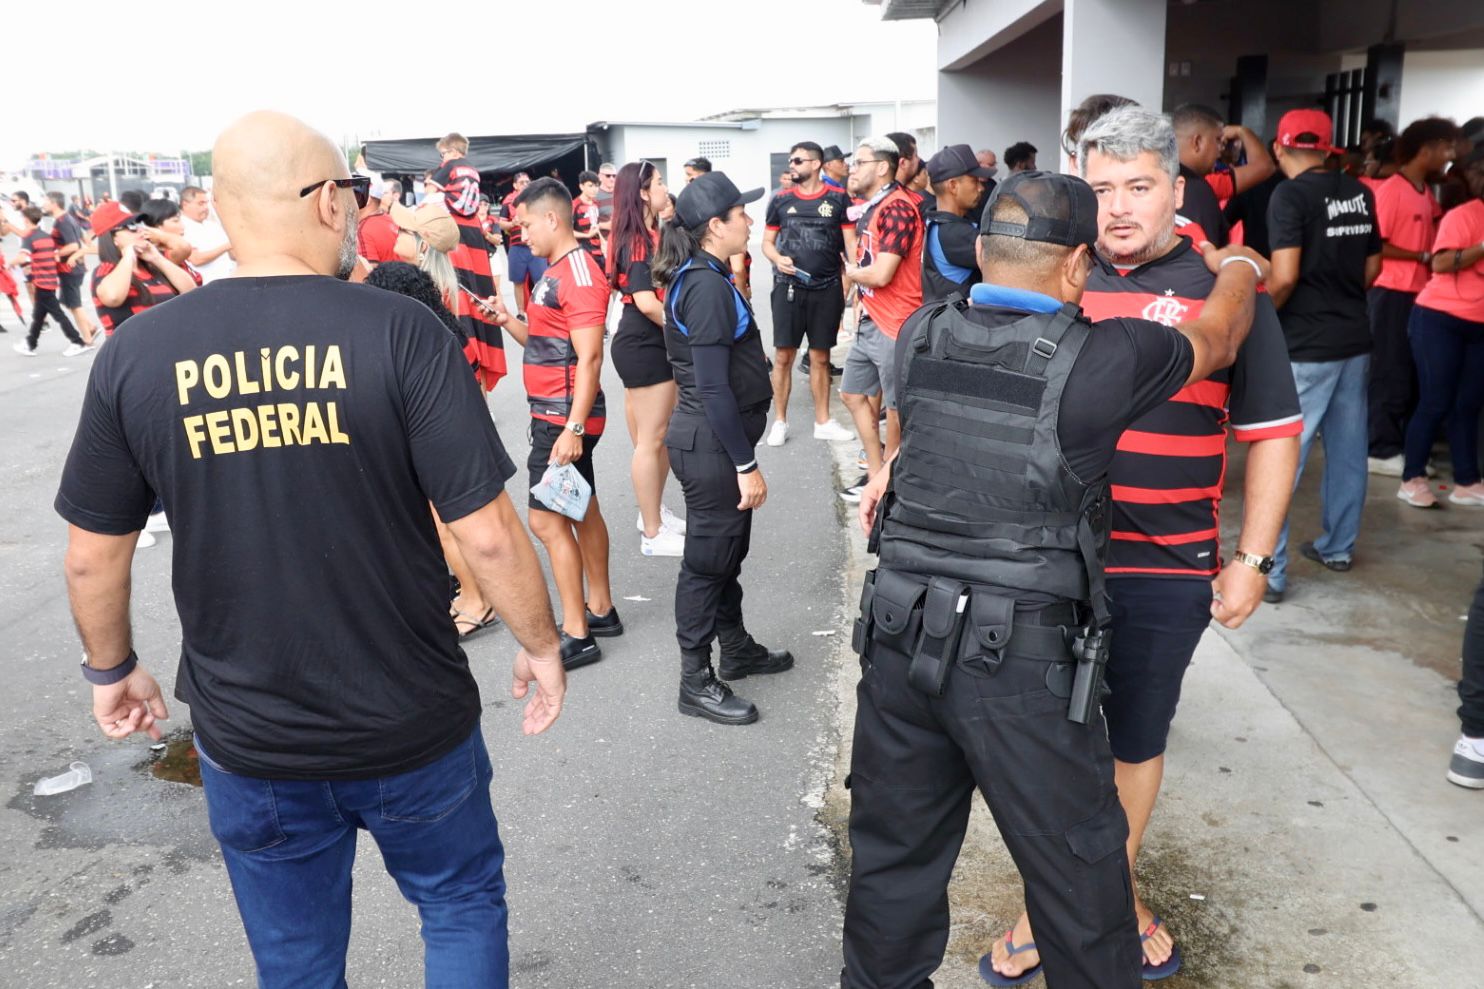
[523,248,608,435]
[613,228,661,305]
[500,191,524,247]
[431,157,482,217]
[90,261,191,334]
[20,229,60,291]
[448,213,506,391]
[1082,237,1302,579]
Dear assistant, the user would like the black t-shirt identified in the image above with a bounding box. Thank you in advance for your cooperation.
[764,186,853,288]
[55,276,517,781]
[1179,164,1230,248]
[1267,169,1381,361]
[1223,170,1284,258]
[665,250,772,418]
[895,291,1195,481]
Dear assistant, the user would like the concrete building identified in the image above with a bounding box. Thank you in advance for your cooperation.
[865,0,1484,167]
[590,99,937,197]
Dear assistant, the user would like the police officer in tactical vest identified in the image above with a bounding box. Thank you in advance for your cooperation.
[839,171,1270,989]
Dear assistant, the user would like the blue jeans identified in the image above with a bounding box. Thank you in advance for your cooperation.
[1270,354,1370,592]
[197,727,508,989]
[1403,304,1484,486]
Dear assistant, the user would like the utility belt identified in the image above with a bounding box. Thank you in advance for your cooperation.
[852,567,1110,724]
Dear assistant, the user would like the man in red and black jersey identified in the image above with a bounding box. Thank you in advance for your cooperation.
[840,136,925,500]
[356,180,402,270]
[761,141,856,447]
[481,178,620,671]
[43,191,99,342]
[983,106,1301,985]
[11,206,89,357]
[572,170,605,272]
[1172,105,1276,249]
[499,173,549,317]
[432,133,505,390]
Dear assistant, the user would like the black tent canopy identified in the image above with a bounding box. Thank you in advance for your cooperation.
[362,133,592,176]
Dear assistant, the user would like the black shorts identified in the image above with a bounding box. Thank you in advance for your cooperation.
[58,270,84,309]
[527,419,600,512]
[771,281,845,352]
[1100,577,1213,764]
[610,304,672,388]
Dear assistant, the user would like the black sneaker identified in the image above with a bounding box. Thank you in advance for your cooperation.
[1299,541,1351,572]
[585,605,624,637]
[1263,583,1284,604]
[839,473,869,504]
[798,354,810,374]
[560,631,603,671]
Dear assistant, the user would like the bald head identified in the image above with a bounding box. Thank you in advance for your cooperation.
[213,111,358,278]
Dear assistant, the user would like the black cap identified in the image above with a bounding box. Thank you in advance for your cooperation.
[979,170,1099,252]
[675,171,764,230]
[821,145,845,163]
[926,143,994,184]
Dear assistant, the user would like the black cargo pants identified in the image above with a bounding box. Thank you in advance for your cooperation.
[841,579,1141,989]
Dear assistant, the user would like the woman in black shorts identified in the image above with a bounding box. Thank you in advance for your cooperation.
[608,160,686,556]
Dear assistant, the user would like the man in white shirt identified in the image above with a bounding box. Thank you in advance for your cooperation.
[179,185,236,282]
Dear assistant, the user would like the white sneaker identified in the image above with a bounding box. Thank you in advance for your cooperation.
[144,511,171,533]
[1448,736,1484,789]
[813,419,855,442]
[1368,454,1404,477]
[765,419,790,447]
[1449,483,1484,506]
[1396,477,1439,508]
[641,528,685,557]
[13,342,36,356]
[135,530,157,549]
[61,343,89,358]
[661,503,687,534]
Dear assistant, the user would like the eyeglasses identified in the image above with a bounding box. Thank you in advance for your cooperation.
[788,157,820,166]
[298,175,371,209]
[848,157,881,170]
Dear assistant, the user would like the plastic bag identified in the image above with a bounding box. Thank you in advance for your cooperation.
[34,761,92,796]
[532,462,592,521]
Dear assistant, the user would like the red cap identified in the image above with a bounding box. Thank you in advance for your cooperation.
[1277,109,1339,155]
[90,201,142,237]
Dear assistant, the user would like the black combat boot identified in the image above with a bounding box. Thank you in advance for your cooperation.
[678,649,759,725]
[716,625,795,681]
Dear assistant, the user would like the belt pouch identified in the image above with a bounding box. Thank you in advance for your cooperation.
[963,592,1015,676]
[870,569,928,656]
[908,578,969,696]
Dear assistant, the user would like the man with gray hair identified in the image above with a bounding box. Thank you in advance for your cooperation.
[981,104,1300,984]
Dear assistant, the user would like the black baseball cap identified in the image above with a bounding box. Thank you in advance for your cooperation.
[980,170,1099,253]
[675,171,763,230]
[821,145,845,163]
[926,143,995,184]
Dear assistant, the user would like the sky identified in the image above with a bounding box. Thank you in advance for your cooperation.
[1,0,938,168]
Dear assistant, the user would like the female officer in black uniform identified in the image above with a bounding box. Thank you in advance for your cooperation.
[652,172,795,725]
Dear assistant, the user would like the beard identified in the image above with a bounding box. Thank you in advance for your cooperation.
[1098,224,1177,268]
[334,210,360,281]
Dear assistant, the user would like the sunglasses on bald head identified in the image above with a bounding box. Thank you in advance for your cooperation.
[299,175,372,209]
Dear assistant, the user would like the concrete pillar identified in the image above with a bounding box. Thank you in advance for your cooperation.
[1061,0,1167,166]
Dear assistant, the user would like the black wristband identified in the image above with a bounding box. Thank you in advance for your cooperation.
[81,650,137,685]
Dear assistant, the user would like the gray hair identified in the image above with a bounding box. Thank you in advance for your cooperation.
[419,236,459,305]
[1078,106,1180,183]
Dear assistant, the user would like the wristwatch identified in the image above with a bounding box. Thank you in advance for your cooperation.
[564,421,584,437]
[1232,550,1274,575]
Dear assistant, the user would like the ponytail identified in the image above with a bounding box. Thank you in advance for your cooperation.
[651,214,703,289]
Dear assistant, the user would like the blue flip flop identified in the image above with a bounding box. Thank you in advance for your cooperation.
[1141,915,1183,980]
[978,929,1043,986]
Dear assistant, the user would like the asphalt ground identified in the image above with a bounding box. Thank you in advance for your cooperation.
[0,275,858,989]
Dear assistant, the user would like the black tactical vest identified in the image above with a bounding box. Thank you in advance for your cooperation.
[880,298,1111,622]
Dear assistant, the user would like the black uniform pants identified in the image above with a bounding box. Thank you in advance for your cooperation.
[1460,560,1484,738]
[1367,286,1419,458]
[842,630,1141,989]
[667,411,766,653]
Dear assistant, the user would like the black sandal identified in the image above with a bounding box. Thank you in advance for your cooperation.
[453,606,500,640]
